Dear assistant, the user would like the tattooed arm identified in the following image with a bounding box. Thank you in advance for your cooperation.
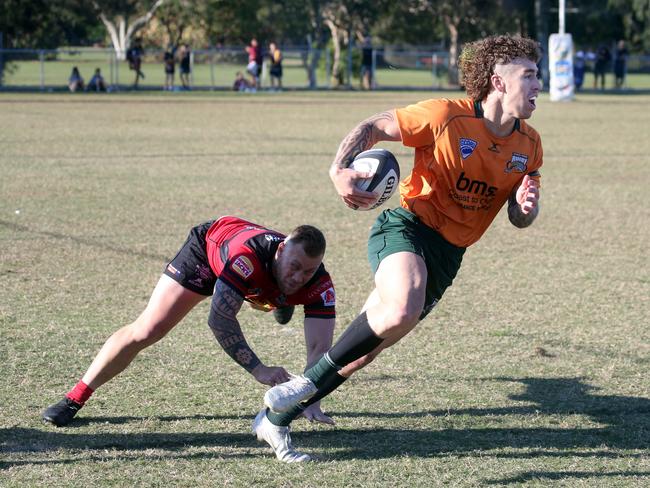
[508,174,540,228]
[208,279,290,386]
[329,110,402,209]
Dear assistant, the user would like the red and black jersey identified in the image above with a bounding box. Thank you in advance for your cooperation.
[205,216,335,319]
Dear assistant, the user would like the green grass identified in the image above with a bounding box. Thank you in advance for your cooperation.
[1,90,649,487]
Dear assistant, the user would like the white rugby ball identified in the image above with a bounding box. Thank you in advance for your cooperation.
[347,149,400,211]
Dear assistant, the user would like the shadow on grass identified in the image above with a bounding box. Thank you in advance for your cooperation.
[484,470,650,485]
[2,377,648,475]
[66,413,251,427]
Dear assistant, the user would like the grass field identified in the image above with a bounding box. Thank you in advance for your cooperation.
[0,90,649,487]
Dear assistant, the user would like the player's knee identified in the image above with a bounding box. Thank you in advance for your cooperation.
[383,304,421,332]
[125,319,169,347]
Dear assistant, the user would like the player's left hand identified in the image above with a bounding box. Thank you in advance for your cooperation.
[300,402,335,425]
[516,175,540,214]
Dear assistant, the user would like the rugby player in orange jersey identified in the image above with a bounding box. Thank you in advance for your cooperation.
[258,35,543,461]
[42,217,337,460]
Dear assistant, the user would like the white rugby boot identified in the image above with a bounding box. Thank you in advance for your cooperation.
[252,409,311,462]
[264,373,318,413]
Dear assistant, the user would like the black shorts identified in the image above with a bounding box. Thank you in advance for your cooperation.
[163,221,217,296]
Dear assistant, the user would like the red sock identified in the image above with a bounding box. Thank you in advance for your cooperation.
[65,380,94,406]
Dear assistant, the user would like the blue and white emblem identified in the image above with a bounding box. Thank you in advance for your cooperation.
[460,138,478,159]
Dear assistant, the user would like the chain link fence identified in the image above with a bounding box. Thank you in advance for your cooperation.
[0,46,453,92]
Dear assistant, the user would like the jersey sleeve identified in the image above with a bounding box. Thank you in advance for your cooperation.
[218,251,260,297]
[527,138,543,187]
[395,99,439,149]
[302,273,336,319]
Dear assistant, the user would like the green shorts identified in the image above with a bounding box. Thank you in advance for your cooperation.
[367,207,465,319]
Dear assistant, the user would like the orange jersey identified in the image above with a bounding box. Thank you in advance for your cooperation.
[395,98,543,247]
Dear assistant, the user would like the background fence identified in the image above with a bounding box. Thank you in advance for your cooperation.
[1,46,649,92]
[0,46,451,92]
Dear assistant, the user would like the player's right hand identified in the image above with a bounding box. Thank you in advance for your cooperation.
[252,364,290,386]
[329,165,377,209]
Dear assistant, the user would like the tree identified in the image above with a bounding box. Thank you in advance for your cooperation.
[0,0,101,48]
[91,0,167,59]
[319,0,386,87]
[608,0,650,50]
[146,0,203,49]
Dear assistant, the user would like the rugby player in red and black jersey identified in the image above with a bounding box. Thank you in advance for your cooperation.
[42,216,337,443]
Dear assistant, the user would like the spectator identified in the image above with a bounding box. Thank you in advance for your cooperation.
[164,46,176,91]
[179,44,191,90]
[126,38,145,89]
[574,50,586,91]
[68,66,84,92]
[593,44,611,90]
[614,40,629,89]
[86,68,107,92]
[268,42,283,91]
[360,36,373,90]
[233,71,252,92]
[245,38,262,89]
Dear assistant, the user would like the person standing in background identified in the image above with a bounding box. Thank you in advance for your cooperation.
[614,40,629,89]
[179,44,191,90]
[269,42,283,91]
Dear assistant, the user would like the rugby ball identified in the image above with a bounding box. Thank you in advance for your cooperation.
[347,149,400,210]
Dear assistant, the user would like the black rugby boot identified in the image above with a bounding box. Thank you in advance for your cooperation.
[42,397,82,427]
[273,305,295,325]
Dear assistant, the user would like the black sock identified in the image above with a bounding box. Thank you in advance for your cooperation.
[302,312,383,389]
[328,311,383,366]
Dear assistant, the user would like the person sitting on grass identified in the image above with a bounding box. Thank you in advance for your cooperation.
[86,68,107,92]
[68,66,84,92]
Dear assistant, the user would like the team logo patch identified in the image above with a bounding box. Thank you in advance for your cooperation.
[460,138,478,159]
[505,153,529,173]
[265,233,283,242]
[320,287,336,306]
[232,256,254,278]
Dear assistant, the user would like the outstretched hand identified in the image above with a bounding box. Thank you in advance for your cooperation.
[516,175,540,214]
[251,364,290,387]
[300,402,335,425]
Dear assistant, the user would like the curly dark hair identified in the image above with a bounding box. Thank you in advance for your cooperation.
[459,35,541,101]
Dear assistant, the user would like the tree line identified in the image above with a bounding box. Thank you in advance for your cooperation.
[1,0,648,82]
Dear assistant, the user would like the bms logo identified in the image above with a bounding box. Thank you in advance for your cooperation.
[505,153,529,173]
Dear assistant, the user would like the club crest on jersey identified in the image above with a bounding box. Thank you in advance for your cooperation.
[505,153,529,173]
[320,287,336,306]
[460,138,478,159]
[232,256,254,278]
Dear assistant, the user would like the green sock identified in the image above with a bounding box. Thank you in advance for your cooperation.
[305,353,341,388]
